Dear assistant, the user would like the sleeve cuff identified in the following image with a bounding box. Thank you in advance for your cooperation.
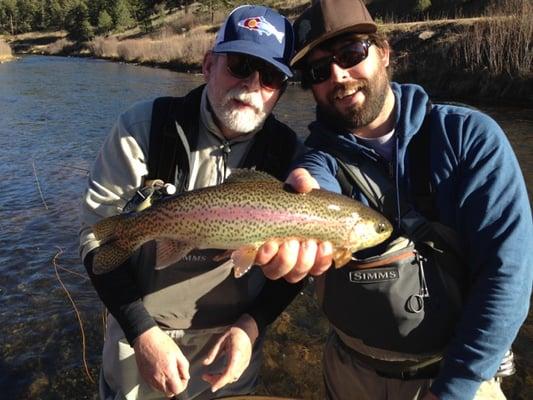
[430,362,482,400]
[114,300,158,345]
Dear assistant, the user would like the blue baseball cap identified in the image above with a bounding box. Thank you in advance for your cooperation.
[213,5,294,78]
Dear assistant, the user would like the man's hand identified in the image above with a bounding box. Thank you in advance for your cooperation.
[133,326,190,398]
[422,391,439,400]
[202,314,258,392]
[255,168,334,282]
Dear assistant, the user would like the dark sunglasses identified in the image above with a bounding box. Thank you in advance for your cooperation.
[224,53,288,90]
[303,40,372,85]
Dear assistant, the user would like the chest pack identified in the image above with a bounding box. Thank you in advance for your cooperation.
[320,105,467,358]
[125,85,298,211]
[146,86,298,191]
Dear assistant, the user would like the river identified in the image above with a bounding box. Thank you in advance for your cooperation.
[0,55,531,399]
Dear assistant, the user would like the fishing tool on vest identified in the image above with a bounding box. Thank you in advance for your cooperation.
[123,179,176,213]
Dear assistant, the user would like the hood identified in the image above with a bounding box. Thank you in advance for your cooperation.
[305,82,430,157]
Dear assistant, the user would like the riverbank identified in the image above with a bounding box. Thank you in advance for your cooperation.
[383,17,533,105]
[0,37,15,63]
[5,13,532,105]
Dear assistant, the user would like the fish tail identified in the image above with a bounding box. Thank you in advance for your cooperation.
[93,214,125,242]
[92,241,131,275]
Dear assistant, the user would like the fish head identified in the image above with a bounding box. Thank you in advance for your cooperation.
[347,211,393,252]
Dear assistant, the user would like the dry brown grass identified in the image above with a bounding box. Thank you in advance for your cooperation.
[454,0,532,76]
[87,0,310,69]
[90,29,214,67]
[90,36,120,58]
[45,38,75,55]
[0,39,13,59]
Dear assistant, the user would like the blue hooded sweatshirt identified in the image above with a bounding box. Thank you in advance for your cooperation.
[296,82,533,399]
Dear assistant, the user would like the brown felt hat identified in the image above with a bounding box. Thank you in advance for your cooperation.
[291,0,377,68]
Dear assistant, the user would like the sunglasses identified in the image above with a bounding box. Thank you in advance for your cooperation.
[303,40,372,85]
[224,53,288,90]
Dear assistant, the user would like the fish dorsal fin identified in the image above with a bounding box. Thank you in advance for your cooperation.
[224,169,279,184]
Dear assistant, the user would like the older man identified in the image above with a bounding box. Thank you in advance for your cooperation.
[80,5,303,400]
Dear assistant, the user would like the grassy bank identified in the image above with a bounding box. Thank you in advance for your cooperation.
[5,0,532,103]
[0,37,14,62]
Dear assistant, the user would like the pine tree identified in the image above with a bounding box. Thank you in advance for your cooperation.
[97,9,113,35]
[113,0,134,32]
[413,0,432,14]
[0,0,18,34]
[45,0,67,30]
[65,2,94,41]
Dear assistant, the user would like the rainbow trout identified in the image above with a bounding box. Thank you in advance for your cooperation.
[92,170,392,276]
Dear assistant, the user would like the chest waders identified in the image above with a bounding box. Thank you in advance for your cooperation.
[121,87,301,330]
[323,104,515,380]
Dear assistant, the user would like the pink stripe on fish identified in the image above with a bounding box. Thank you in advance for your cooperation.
[174,206,327,223]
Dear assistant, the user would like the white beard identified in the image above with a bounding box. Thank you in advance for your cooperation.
[213,87,267,134]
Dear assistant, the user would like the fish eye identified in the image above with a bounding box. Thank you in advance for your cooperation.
[376,222,387,233]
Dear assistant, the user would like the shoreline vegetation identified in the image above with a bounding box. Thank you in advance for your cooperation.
[3,0,532,105]
[0,37,14,62]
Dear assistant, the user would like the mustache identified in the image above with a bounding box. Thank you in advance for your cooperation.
[225,87,263,112]
[333,80,368,99]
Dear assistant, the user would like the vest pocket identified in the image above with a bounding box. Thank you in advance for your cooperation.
[323,238,461,355]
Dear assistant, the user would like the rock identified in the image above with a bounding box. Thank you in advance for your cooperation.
[418,30,436,40]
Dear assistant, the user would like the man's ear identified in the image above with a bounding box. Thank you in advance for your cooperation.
[202,51,215,79]
[379,41,390,68]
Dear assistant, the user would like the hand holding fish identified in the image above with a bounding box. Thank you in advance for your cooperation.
[256,168,335,282]
[202,314,259,392]
[133,326,190,397]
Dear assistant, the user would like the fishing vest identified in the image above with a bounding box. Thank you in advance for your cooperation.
[147,84,298,189]
[317,104,467,364]
[125,85,300,330]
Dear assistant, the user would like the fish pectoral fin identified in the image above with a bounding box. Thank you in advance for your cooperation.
[212,249,232,262]
[92,241,131,275]
[231,244,261,278]
[332,247,353,269]
[155,240,194,270]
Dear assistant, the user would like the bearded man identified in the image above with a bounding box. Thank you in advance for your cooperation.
[255,1,533,400]
[79,5,304,400]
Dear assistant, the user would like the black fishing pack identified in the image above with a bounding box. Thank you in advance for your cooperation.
[122,86,299,213]
[320,104,467,364]
[145,86,299,191]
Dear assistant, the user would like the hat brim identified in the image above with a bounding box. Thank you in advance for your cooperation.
[213,40,293,78]
[291,22,377,68]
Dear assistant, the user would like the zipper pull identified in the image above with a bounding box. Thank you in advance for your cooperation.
[406,250,430,314]
[415,250,430,298]
[220,141,231,182]
[221,141,231,163]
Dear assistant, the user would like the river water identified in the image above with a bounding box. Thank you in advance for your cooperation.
[0,56,531,399]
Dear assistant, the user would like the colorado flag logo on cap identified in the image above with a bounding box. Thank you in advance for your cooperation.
[238,16,285,43]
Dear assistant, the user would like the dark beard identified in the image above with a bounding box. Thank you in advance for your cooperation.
[322,68,389,131]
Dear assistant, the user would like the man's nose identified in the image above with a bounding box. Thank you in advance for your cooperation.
[329,61,350,83]
[242,70,262,90]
